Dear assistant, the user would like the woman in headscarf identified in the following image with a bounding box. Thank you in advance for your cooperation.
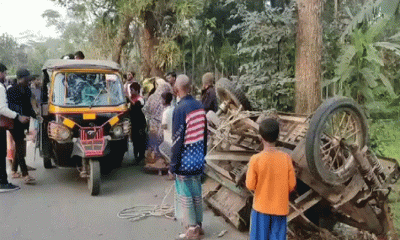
[142,78,173,167]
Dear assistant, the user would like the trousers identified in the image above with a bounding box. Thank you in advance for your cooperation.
[0,129,8,184]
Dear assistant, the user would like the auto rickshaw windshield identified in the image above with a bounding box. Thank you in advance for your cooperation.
[52,72,125,107]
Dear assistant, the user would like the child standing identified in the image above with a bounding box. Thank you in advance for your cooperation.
[246,118,296,240]
[161,92,174,145]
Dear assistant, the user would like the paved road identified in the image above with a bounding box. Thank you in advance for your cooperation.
[1,142,249,240]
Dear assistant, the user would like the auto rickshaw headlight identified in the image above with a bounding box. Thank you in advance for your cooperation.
[48,122,72,141]
[112,125,124,138]
[58,126,72,140]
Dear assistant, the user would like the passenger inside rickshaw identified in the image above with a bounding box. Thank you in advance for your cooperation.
[52,73,125,107]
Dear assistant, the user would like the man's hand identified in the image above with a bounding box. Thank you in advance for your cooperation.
[18,115,30,124]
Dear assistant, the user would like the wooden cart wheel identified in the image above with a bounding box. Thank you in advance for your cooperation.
[306,97,368,185]
[215,78,252,113]
[88,159,100,196]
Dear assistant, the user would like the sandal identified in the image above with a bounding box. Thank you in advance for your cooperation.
[11,171,21,179]
[177,226,201,240]
[23,175,36,185]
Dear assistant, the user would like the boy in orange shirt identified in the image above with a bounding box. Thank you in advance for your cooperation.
[246,118,296,240]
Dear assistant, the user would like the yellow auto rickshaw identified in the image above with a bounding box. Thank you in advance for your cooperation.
[39,59,131,195]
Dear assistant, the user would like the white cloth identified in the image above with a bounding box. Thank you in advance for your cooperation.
[162,105,174,144]
[123,82,131,98]
[0,83,17,119]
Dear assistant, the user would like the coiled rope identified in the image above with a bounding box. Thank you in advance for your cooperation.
[117,183,176,222]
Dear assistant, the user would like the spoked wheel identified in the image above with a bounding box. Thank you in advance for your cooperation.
[88,159,100,196]
[306,97,368,186]
[215,78,252,114]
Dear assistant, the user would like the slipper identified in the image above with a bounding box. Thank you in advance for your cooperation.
[177,226,201,240]
[23,176,36,185]
[11,171,21,179]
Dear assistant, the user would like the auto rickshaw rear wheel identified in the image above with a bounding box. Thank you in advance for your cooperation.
[88,159,100,196]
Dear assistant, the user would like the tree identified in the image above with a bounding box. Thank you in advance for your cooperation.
[51,0,204,78]
[326,0,400,104]
[230,2,296,111]
[295,0,323,114]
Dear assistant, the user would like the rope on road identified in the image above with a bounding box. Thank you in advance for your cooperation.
[117,183,176,222]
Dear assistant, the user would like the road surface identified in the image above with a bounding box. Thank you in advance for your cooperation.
[1,142,249,240]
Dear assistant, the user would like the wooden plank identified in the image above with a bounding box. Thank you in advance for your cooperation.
[206,153,253,162]
[204,165,251,196]
[206,161,233,180]
[288,194,322,221]
[205,185,251,231]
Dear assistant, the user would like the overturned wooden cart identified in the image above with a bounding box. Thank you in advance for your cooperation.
[203,78,400,239]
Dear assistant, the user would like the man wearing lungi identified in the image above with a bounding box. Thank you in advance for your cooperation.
[170,74,207,240]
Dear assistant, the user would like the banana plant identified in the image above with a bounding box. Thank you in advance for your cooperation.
[325,0,400,104]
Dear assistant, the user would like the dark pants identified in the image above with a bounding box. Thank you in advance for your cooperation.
[131,128,146,160]
[129,107,147,161]
[0,129,8,184]
[10,128,28,176]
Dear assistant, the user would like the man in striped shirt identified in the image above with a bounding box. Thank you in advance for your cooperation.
[171,74,207,239]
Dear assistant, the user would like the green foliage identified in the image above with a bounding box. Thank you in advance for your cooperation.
[341,0,400,42]
[369,119,400,160]
[326,2,400,104]
[154,37,182,70]
[0,34,20,69]
[230,2,296,111]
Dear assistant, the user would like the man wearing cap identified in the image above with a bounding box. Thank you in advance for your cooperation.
[0,63,30,192]
[201,72,218,113]
[7,68,37,184]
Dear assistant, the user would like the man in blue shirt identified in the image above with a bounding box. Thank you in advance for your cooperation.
[171,74,207,239]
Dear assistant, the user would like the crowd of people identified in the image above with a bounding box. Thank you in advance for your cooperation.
[0,64,38,190]
[0,56,296,239]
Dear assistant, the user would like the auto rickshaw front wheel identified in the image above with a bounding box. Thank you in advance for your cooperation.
[88,159,100,196]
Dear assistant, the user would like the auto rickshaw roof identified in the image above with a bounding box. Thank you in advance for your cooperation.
[42,59,121,71]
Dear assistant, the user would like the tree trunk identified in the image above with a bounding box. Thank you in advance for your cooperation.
[140,11,164,79]
[112,15,134,64]
[295,0,323,114]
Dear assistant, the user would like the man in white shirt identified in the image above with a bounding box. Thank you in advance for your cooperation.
[0,63,29,192]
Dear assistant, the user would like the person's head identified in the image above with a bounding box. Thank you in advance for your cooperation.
[161,91,173,106]
[259,118,280,144]
[74,51,85,60]
[6,77,16,87]
[127,71,135,81]
[31,75,41,87]
[0,63,7,83]
[174,74,191,98]
[165,71,177,87]
[202,72,214,89]
[16,68,32,88]
[130,82,141,95]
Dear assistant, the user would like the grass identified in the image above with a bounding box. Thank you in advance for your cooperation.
[369,119,400,234]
